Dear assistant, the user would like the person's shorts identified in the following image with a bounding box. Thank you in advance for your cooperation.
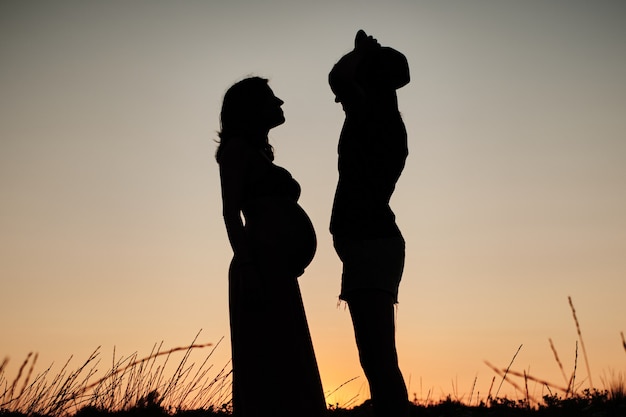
[333,235,405,303]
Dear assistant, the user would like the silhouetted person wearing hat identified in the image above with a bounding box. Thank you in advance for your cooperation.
[329,30,410,417]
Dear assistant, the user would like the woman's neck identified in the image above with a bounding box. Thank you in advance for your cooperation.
[246,131,269,144]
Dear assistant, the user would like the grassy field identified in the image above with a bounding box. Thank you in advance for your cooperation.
[2,299,625,417]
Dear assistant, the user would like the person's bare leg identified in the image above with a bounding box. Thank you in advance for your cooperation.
[347,289,409,417]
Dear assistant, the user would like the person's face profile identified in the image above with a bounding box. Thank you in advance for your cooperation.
[259,86,285,130]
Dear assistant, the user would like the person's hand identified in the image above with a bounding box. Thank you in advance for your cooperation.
[354,29,380,52]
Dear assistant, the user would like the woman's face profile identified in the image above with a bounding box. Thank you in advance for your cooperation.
[259,86,285,130]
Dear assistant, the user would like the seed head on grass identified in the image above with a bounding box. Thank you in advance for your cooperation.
[549,338,568,386]
[9,352,33,400]
[15,352,38,408]
[566,340,579,397]
[568,296,593,389]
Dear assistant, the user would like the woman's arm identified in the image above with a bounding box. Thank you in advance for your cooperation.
[219,139,252,263]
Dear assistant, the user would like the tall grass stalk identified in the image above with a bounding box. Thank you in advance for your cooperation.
[568,296,593,389]
[486,375,495,401]
[494,343,522,399]
[548,338,568,385]
[523,369,530,408]
[468,375,477,406]
[566,340,579,396]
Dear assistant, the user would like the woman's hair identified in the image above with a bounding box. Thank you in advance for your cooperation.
[215,76,274,162]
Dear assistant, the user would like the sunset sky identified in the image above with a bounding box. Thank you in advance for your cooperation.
[2,0,625,406]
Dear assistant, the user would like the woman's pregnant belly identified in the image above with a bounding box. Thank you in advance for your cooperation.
[244,197,317,279]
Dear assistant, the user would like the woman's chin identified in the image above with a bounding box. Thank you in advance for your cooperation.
[270,116,286,129]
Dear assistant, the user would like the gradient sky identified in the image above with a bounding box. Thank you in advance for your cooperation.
[2,0,625,406]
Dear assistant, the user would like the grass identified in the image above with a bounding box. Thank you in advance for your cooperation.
[482,297,625,406]
[2,298,625,417]
[1,332,232,417]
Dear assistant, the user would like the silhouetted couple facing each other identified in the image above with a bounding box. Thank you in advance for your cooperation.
[217,30,410,417]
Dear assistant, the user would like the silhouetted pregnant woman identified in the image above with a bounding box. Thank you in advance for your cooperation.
[216,77,326,417]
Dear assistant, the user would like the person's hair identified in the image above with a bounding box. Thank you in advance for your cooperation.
[215,77,274,162]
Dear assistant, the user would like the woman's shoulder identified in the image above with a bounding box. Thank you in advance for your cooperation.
[219,137,272,179]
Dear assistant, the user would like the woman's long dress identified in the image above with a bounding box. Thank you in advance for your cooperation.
[228,152,326,417]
